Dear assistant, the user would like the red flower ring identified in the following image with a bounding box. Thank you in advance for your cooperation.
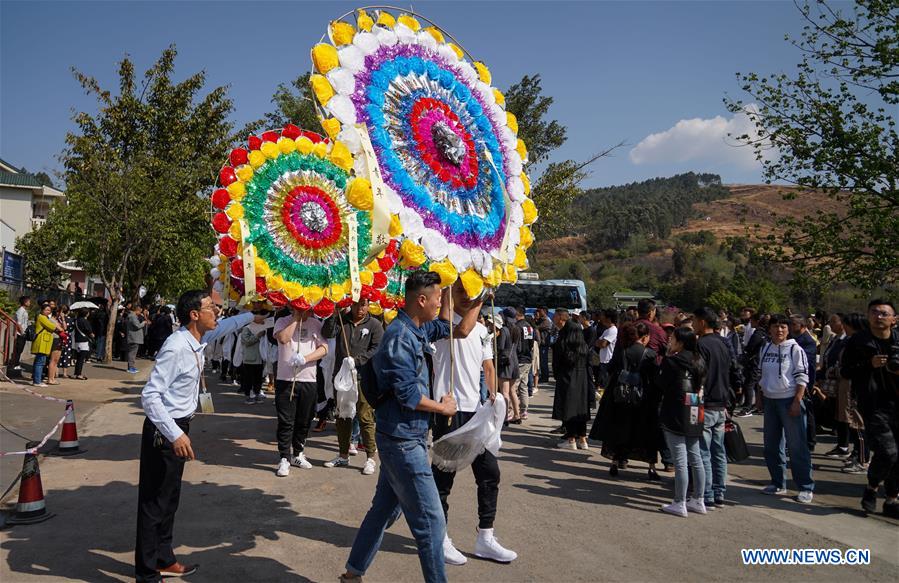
[279,185,343,250]
[410,97,477,189]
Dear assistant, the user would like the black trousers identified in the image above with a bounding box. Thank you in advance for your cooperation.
[865,404,899,497]
[240,363,264,397]
[9,334,27,370]
[74,349,90,376]
[135,416,190,583]
[431,410,500,529]
[275,380,317,458]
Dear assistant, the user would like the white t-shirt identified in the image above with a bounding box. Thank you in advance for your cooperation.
[599,325,617,364]
[274,316,325,382]
[433,313,493,413]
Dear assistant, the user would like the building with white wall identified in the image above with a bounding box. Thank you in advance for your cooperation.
[0,157,65,252]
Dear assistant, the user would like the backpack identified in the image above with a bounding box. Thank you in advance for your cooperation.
[359,357,392,409]
[24,323,37,342]
[613,346,646,406]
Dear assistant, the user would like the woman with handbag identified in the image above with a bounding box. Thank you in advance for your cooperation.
[31,303,59,387]
[591,322,661,478]
[658,327,708,517]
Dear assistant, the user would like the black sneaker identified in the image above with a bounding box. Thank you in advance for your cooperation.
[609,464,619,477]
[714,497,726,508]
[734,408,753,418]
[861,487,877,514]
[883,502,899,519]
[824,446,851,459]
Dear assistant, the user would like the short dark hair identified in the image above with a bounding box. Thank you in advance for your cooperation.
[769,314,791,328]
[867,298,896,313]
[693,307,718,330]
[636,299,656,317]
[516,306,526,316]
[404,270,442,300]
[19,295,31,306]
[176,290,210,325]
[635,321,651,338]
[673,326,698,351]
[843,312,867,333]
[602,308,618,324]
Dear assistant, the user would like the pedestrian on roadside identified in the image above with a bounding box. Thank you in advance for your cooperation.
[46,304,64,385]
[658,326,708,517]
[72,308,93,380]
[758,314,815,504]
[238,304,269,404]
[512,306,535,423]
[554,309,592,451]
[497,307,520,423]
[534,307,552,383]
[341,272,456,583]
[272,306,328,477]
[126,304,146,374]
[58,304,74,378]
[30,303,58,387]
[91,305,108,362]
[840,299,899,518]
[837,313,871,475]
[9,295,31,375]
[136,291,261,582]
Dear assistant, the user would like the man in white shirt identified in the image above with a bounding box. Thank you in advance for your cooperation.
[273,307,328,477]
[596,309,618,390]
[740,307,756,348]
[136,290,262,582]
[9,295,31,374]
[431,283,517,566]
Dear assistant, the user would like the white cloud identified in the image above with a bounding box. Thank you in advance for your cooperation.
[629,106,768,170]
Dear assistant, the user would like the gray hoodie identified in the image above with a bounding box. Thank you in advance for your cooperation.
[758,338,809,399]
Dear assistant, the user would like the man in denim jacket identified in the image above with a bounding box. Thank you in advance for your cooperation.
[343,271,472,583]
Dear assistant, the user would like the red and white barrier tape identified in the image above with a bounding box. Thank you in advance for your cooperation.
[0,412,68,456]
[15,383,69,403]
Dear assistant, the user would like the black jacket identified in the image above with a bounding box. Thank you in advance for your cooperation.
[322,312,384,373]
[658,350,705,437]
[698,333,737,409]
[742,328,769,390]
[840,329,899,416]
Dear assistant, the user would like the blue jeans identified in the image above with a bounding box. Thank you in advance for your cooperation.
[763,397,814,492]
[664,430,705,503]
[95,336,106,361]
[346,433,447,583]
[700,409,727,503]
[32,353,48,384]
[350,417,360,445]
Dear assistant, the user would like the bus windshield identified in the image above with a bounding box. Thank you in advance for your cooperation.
[493,280,587,311]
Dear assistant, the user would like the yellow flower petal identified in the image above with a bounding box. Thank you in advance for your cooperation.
[330,20,356,46]
[225,203,244,220]
[312,141,329,158]
[424,26,444,44]
[227,181,246,200]
[447,43,463,60]
[229,221,242,241]
[269,275,287,292]
[283,282,303,300]
[329,140,354,171]
[248,150,266,169]
[503,264,518,284]
[376,11,396,28]
[311,74,335,105]
[460,268,485,299]
[522,198,538,225]
[369,303,384,316]
[384,308,397,324]
[254,257,271,277]
[493,89,506,107]
[513,247,528,269]
[360,271,374,286]
[261,141,280,160]
[519,226,534,249]
[521,172,531,195]
[473,62,492,84]
[328,283,345,301]
[311,43,339,74]
[484,265,502,288]
[278,137,296,154]
[321,117,341,140]
[357,9,374,31]
[347,177,373,210]
[506,112,518,135]
[429,259,458,288]
[400,239,426,268]
[388,214,403,237]
[295,136,314,154]
[305,286,324,305]
[516,139,528,162]
[235,164,254,182]
[397,14,421,31]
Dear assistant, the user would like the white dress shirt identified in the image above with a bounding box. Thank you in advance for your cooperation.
[142,312,253,442]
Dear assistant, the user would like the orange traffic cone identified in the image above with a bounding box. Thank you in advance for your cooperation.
[7,442,54,525]
[56,400,81,456]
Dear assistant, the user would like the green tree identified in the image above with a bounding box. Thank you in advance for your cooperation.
[264,73,319,131]
[19,167,55,188]
[61,46,238,361]
[726,0,898,289]
[15,206,69,289]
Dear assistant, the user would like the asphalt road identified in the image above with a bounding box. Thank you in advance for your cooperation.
[1,371,897,582]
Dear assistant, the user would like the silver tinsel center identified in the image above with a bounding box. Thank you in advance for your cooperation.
[431,121,466,166]
[301,202,329,233]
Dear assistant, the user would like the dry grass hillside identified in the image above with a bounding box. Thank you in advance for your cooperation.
[673,184,843,240]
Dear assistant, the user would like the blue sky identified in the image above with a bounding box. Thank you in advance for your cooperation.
[1,0,828,188]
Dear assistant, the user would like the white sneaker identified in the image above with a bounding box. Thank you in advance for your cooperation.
[324,456,349,468]
[556,440,576,450]
[796,490,814,504]
[276,458,290,477]
[348,443,359,456]
[576,440,590,451]
[291,453,312,469]
[254,392,267,403]
[362,458,377,475]
[661,502,688,517]
[474,528,517,563]
[685,498,707,514]
[443,535,467,566]
[232,380,240,386]
[244,396,256,405]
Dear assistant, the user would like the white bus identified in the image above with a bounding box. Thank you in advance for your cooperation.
[493,279,588,313]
